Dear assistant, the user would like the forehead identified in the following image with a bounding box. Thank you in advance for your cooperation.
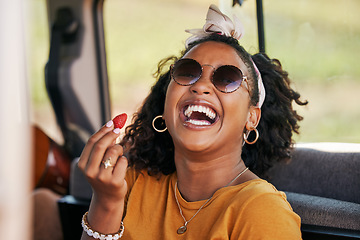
[182,41,247,71]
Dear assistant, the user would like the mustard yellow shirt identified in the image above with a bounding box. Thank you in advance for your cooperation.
[123,168,302,239]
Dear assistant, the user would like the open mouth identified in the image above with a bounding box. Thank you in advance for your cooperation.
[183,104,218,126]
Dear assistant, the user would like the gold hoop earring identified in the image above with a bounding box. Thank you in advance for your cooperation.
[152,115,167,133]
[243,128,259,145]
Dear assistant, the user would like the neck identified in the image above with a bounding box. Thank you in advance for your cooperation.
[174,150,253,202]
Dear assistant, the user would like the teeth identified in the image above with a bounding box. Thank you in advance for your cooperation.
[184,105,216,120]
[187,119,211,126]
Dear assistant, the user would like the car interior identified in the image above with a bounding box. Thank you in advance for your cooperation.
[43,0,360,239]
[2,0,359,239]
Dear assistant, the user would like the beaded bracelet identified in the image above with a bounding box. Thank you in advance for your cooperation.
[82,211,124,240]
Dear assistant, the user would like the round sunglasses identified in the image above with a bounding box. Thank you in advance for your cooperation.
[171,58,248,93]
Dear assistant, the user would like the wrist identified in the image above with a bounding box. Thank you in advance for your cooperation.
[91,194,125,212]
[86,198,125,235]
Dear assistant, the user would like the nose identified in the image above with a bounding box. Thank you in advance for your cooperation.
[189,65,214,95]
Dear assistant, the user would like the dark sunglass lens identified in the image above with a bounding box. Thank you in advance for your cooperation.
[213,66,243,93]
[172,59,201,85]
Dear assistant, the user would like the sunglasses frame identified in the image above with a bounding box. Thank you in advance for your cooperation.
[171,58,249,94]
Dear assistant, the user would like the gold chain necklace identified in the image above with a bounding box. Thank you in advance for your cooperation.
[174,167,249,234]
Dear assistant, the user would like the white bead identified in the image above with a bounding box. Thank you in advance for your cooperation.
[93,231,100,239]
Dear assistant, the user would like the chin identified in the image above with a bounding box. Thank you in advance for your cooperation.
[175,134,216,154]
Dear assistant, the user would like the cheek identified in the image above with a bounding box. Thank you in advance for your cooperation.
[163,81,182,120]
[222,96,250,132]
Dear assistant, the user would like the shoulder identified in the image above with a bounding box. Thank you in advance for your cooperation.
[125,167,173,191]
[222,179,289,203]
[216,179,298,218]
[231,179,297,217]
[238,179,290,203]
[231,179,302,239]
[124,167,141,189]
[238,179,297,218]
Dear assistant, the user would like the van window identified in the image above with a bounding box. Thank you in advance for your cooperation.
[29,0,360,143]
[104,0,360,143]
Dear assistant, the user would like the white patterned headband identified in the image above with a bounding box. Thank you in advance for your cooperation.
[185,4,266,108]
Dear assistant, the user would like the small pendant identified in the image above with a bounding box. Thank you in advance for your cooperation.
[177,225,187,234]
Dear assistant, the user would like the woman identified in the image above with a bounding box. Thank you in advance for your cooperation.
[79,5,307,239]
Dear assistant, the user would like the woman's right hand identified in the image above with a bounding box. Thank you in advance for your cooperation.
[77,120,128,211]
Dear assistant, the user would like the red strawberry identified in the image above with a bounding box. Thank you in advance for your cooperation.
[112,113,127,129]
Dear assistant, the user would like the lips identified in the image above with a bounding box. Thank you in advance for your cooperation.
[182,104,218,126]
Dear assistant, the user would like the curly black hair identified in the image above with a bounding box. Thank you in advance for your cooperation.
[244,53,308,177]
[120,34,307,178]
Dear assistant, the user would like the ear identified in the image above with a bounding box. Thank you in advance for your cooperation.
[245,106,261,130]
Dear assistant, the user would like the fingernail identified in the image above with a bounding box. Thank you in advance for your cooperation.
[106,120,113,128]
[113,128,120,134]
